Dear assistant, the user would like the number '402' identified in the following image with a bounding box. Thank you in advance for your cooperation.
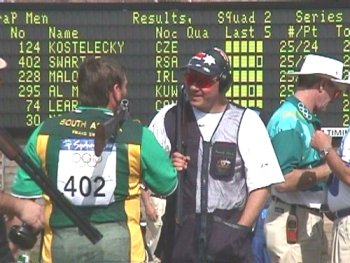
[64,175,106,197]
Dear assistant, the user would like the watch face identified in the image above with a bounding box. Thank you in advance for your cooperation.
[320,148,331,159]
[320,150,326,159]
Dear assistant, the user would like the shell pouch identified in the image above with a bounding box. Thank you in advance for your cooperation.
[210,141,236,181]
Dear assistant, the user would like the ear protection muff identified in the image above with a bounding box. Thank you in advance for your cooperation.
[218,67,233,93]
[211,48,233,93]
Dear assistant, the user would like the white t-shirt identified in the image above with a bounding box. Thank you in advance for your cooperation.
[149,104,284,193]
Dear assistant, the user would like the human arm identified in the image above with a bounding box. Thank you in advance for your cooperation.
[239,109,285,191]
[8,122,102,247]
[237,187,270,228]
[11,125,43,198]
[171,151,190,171]
[141,188,158,222]
[275,164,331,192]
[237,109,284,226]
[311,130,350,185]
[4,196,43,259]
[269,129,330,192]
[0,192,43,231]
[141,127,178,196]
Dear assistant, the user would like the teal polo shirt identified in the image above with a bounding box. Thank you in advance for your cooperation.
[267,96,323,191]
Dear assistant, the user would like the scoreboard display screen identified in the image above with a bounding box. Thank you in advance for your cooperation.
[1,2,350,136]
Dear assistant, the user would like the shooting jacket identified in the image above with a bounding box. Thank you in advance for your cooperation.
[164,102,247,216]
[12,106,177,263]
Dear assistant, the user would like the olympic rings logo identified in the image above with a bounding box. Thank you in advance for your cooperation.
[72,152,102,167]
[298,102,312,120]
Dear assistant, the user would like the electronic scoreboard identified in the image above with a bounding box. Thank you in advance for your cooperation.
[1,2,350,136]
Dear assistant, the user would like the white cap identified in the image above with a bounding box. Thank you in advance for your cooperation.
[285,54,350,91]
[332,73,350,90]
[0,57,7,69]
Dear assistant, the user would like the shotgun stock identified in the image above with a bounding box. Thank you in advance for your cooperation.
[94,99,129,157]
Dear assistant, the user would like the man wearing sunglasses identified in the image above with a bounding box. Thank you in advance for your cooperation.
[265,54,348,263]
[149,47,284,263]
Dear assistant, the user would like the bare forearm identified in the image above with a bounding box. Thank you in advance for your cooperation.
[310,130,350,186]
[0,193,42,230]
[325,148,350,185]
[275,163,331,192]
[0,192,21,216]
[141,189,158,221]
[141,189,152,207]
[238,187,270,228]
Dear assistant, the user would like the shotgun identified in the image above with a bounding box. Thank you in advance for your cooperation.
[94,99,129,157]
[0,128,103,246]
[175,84,186,226]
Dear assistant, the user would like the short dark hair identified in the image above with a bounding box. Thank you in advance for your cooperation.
[78,56,126,107]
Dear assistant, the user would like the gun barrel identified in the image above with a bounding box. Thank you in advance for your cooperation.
[0,128,103,244]
[175,84,185,226]
[94,99,129,156]
[94,117,117,157]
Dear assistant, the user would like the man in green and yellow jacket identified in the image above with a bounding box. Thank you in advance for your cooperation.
[9,57,177,263]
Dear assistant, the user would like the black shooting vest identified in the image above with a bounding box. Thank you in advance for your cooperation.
[163,102,247,262]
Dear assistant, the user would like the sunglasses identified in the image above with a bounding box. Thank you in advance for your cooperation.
[185,72,217,89]
[334,89,341,99]
[327,80,342,99]
[327,81,341,99]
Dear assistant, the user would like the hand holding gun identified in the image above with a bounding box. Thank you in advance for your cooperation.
[0,128,103,249]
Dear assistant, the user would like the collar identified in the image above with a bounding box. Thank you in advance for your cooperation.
[74,106,114,116]
[286,96,321,128]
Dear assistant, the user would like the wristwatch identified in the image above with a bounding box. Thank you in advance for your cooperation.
[320,147,332,159]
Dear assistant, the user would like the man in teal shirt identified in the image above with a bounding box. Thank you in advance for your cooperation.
[265,54,347,263]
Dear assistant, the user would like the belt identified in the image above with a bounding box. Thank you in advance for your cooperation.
[150,193,166,199]
[331,208,350,219]
[272,196,320,214]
